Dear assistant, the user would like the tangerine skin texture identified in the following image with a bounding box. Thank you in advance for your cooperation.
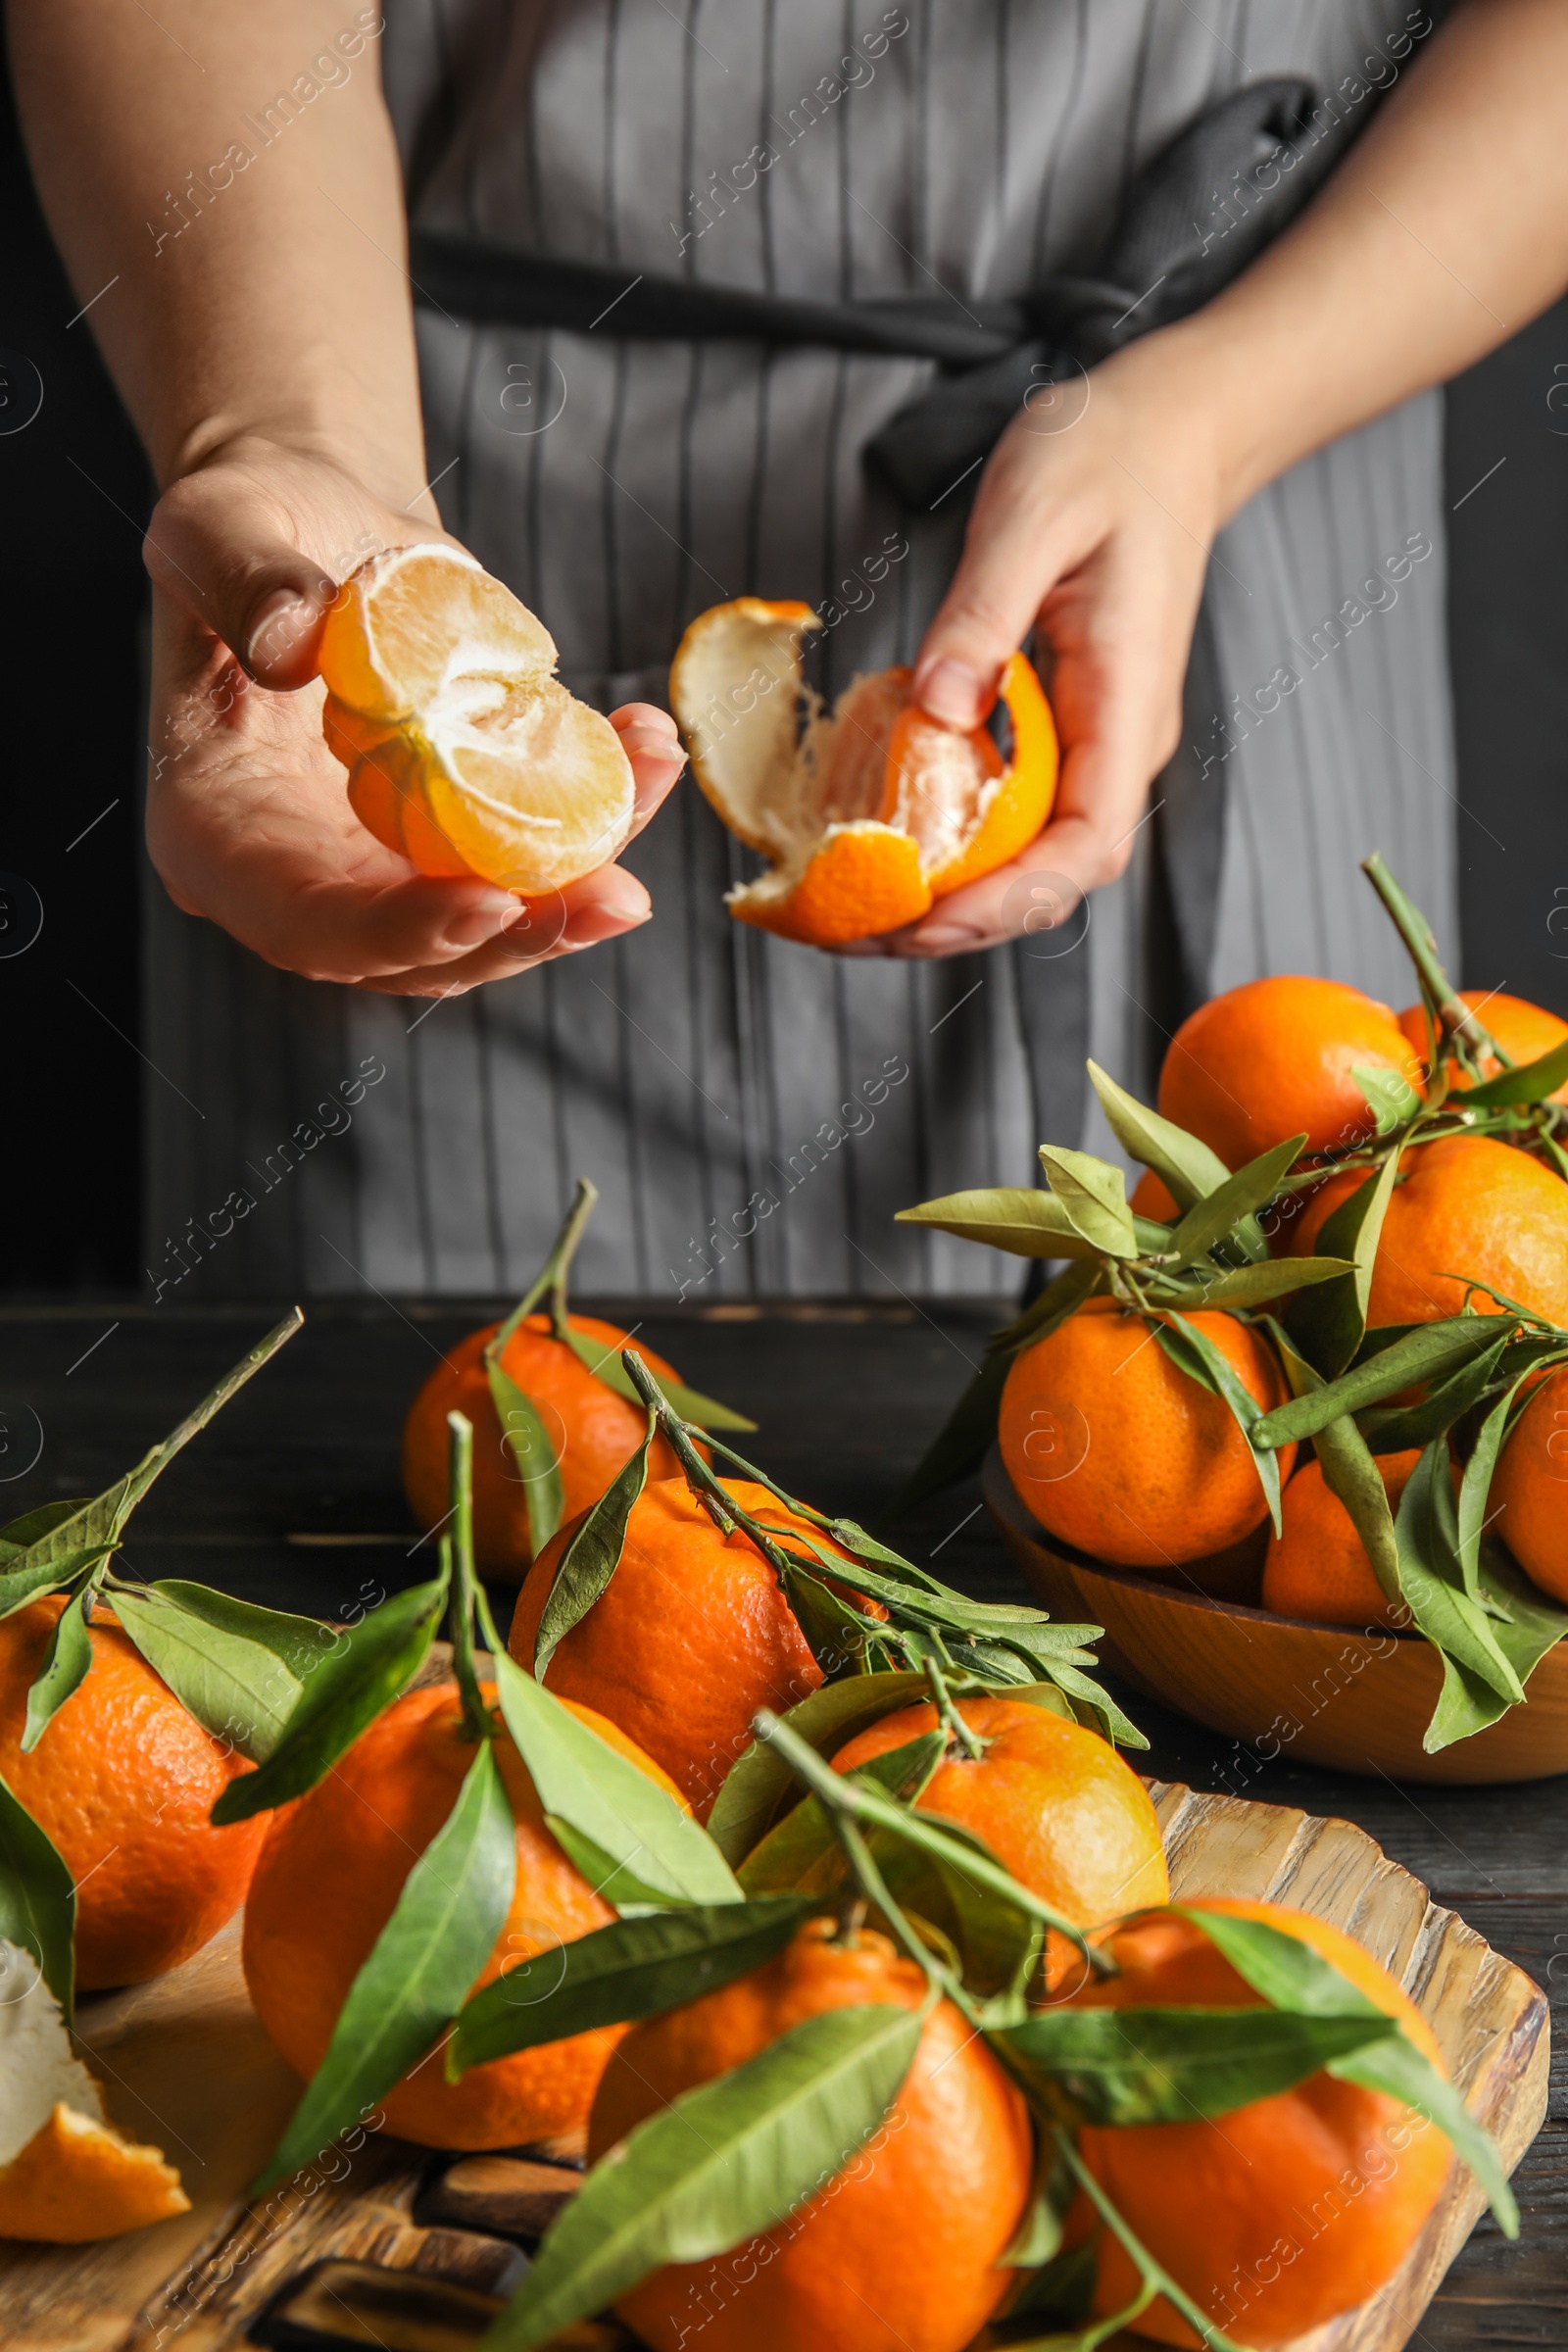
[402,1314,687,1580]
[0,2106,188,2242]
[1158,976,1417,1171]
[1491,1364,1568,1601]
[590,1918,1034,2352]
[0,1597,265,1990]
[1287,1134,1568,1329]
[511,1478,857,1819]
[999,1300,1296,1570]
[242,1682,685,2150]
[1262,1452,1423,1629]
[830,1696,1167,1986]
[1068,1899,1451,2349]
[1397,990,1568,1106]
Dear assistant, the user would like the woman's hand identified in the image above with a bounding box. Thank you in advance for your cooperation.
[858,333,1223,959]
[144,437,686,996]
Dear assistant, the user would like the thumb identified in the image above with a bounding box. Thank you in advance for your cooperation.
[910,481,1063,730]
[143,469,339,690]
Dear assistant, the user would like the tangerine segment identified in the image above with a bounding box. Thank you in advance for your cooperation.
[670,598,1057,946]
[0,1939,188,2241]
[320,543,635,894]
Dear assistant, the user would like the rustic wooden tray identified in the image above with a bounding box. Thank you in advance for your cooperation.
[985,1446,1568,1786]
[0,1778,1546,2352]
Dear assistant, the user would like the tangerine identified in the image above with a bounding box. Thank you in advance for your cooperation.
[320,542,635,894]
[1490,1363,1568,1601]
[998,1298,1297,1570]
[510,1477,871,1818]
[0,1596,266,1990]
[1285,1133,1568,1328]
[1261,1453,1421,1628]
[1157,976,1417,1171]
[829,1694,1168,1985]
[670,599,1056,946]
[1067,1898,1452,2347]
[1129,1169,1179,1222]
[403,1313,688,1580]
[1397,989,1568,1106]
[242,1680,685,2151]
[589,1916,1033,2352]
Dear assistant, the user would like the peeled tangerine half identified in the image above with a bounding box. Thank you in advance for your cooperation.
[669,598,1058,947]
[319,544,636,895]
[0,1940,187,2241]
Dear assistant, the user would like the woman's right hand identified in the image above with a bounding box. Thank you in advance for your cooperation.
[143,437,686,996]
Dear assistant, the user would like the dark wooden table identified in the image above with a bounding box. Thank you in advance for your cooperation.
[1,1298,1561,2347]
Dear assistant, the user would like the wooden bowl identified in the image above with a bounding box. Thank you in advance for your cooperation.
[983,1446,1568,1785]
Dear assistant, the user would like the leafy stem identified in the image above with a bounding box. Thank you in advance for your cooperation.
[1048,2125,1250,2352]
[446,1410,490,1743]
[495,1177,598,1349]
[1362,853,1507,1068]
[924,1654,986,1759]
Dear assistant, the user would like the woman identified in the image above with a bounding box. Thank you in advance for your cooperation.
[12,0,1568,1301]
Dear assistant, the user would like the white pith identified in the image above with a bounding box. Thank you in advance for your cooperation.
[0,1941,105,2168]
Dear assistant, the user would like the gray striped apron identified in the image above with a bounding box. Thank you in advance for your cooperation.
[141,0,1457,1305]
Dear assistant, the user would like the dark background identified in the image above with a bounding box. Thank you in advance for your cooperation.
[3,51,1566,1300]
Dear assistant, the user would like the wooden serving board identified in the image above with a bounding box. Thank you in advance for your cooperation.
[0,1787,1547,2352]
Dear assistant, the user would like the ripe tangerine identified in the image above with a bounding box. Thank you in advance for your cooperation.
[1261,1452,1422,1630]
[1489,1363,1568,1602]
[1157,976,1417,1171]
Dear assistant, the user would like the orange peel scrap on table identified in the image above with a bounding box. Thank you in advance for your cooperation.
[0,1939,187,2242]
[669,598,1058,947]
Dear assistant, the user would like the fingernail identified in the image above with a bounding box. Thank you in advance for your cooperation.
[442,892,517,950]
[908,923,981,954]
[565,891,650,947]
[245,589,319,673]
[914,659,986,729]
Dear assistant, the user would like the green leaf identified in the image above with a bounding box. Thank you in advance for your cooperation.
[1287,1149,1403,1381]
[558,1329,756,1433]
[0,1769,75,2021]
[1359,1334,1516,1455]
[485,1351,565,1557]
[1147,1255,1353,1313]
[211,1571,447,1825]
[1001,2004,1398,2126]
[486,2003,923,2351]
[1473,1544,1568,1698]
[1252,1316,1512,1449]
[451,1897,815,2079]
[1460,1035,1568,1108]
[738,1732,948,1897]
[20,1583,97,1752]
[1312,1415,1402,1611]
[0,1501,92,1558]
[1037,1148,1139,1259]
[483,1637,741,1908]
[1456,1365,1553,1592]
[533,1415,653,1680]
[1352,1063,1423,1135]
[0,1549,116,1626]
[707,1675,932,1866]
[1180,1898,1517,2234]
[1084,1060,1233,1211]
[896,1187,1103,1261]
[0,1313,302,1595]
[877,1806,1041,1998]
[255,1736,517,2192]
[108,1583,316,1764]
[1164,1136,1305,1272]
[1395,1442,1524,1718]
[1152,1315,1283,1537]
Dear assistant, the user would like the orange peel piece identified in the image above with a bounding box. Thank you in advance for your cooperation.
[319,544,636,896]
[0,1939,187,2242]
[669,598,1058,946]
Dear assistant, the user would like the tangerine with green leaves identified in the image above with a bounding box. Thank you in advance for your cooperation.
[0,1595,266,1990]
[1397,988,1568,1105]
[588,1915,1034,2352]
[998,1298,1297,1570]
[1066,1898,1452,2348]
[829,1694,1167,1985]
[1157,976,1417,1170]
[242,1678,686,2150]
[1285,1133,1568,1329]
[1261,1451,1422,1629]
[510,1477,874,1819]
[403,1313,688,1579]
[1490,1363,1568,1601]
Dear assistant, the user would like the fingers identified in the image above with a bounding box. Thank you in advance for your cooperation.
[145,470,342,690]
[612,702,688,835]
